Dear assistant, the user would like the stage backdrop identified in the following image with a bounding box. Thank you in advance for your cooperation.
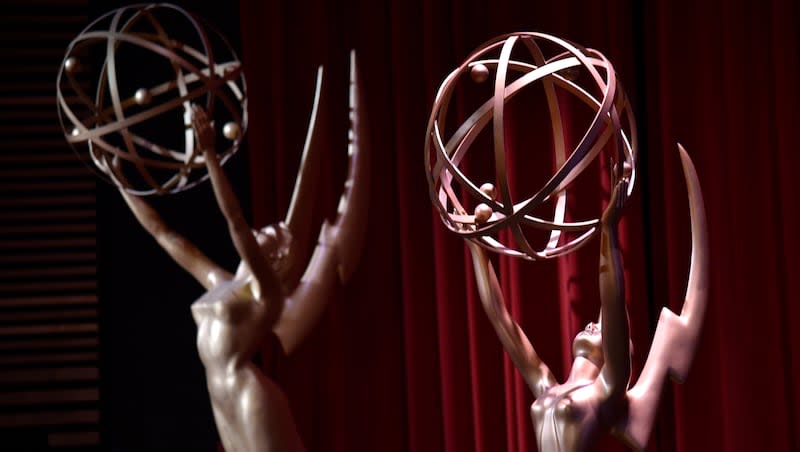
[237,0,799,451]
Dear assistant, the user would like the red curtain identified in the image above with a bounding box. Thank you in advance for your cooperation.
[238,0,800,451]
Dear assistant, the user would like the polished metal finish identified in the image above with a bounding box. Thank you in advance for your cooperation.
[425,32,637,261]
[223,121,241,140]
[56,3,247,195]
[427,32,708,452]
[119,51,369,451]
[134,88,152,106]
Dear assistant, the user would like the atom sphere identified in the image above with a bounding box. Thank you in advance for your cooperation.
[425,32,637,260]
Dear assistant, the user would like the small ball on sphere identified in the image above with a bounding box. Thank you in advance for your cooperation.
[64,57,79,73]
[474,203,493,224]
[471,63,490,83]
[223,122,241,140]
[134,88,152,105]
[480,182,496,200]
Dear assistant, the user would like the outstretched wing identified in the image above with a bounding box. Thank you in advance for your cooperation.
[283,65,325,289]
[619,144,709,450]
[273,50,370,354]
[327,49,370,283]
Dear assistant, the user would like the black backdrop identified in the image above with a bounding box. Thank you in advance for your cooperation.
[90,1,246,450]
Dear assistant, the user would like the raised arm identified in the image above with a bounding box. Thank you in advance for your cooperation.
[119,189,231,290]
[191,105,284,312]
[597,178,632,400]
[467,241,556,398]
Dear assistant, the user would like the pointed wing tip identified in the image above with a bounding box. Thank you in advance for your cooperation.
[676,143,699,182]
[676,143,692,169]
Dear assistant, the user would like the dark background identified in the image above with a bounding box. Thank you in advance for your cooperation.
[87,1,248,450]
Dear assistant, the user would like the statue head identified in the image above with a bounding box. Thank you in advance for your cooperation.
[248,223,293,286]
[571,322,603,368]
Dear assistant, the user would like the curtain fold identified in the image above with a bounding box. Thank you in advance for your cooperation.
[238,0,800,451]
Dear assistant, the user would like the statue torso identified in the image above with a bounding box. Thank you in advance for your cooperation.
[190,277,273,451]
[531,380,603,452]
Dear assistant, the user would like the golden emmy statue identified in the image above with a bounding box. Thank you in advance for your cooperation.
[425,32,708,451]
[57,5,369,451]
